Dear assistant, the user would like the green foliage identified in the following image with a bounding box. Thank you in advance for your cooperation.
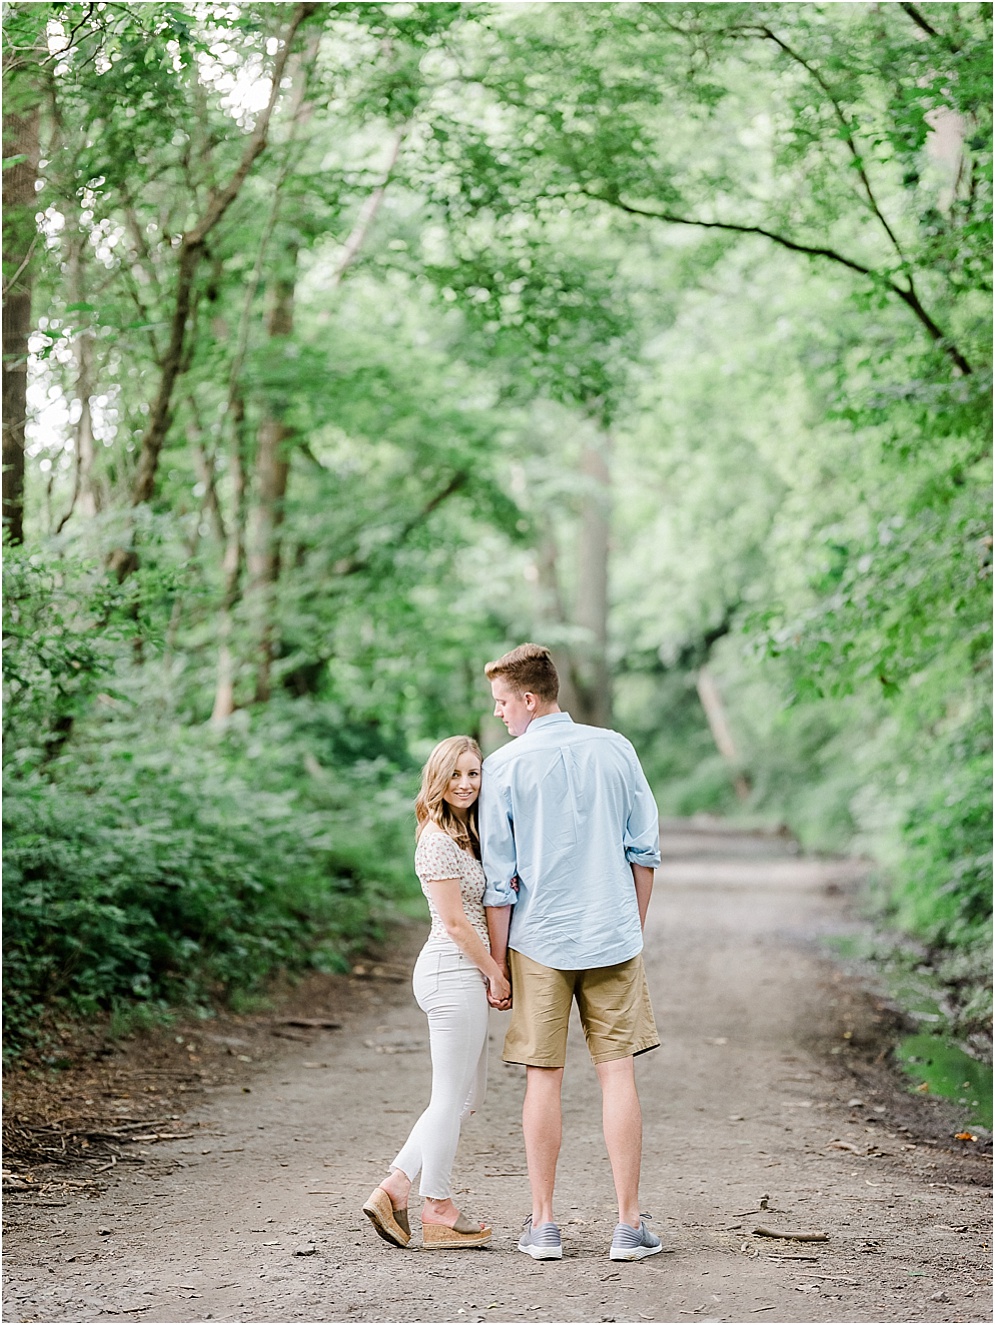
[422,245,640,423]
[899,746,992,944]
[2,679,420,1054]
[3,553,118,765]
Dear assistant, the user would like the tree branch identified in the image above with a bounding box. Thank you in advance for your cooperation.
[900,2,941,38]
[224,23,320,410]
[898,1,965,50]
[329,123,408,288]
[334,472,470,577]
[0,233,38,297]
[40,2,98,66]
[740,25,909,268]
[582,190,972,375]
[189,4,318,246]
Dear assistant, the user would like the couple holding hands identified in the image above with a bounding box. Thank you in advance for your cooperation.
[363,643,663,1263]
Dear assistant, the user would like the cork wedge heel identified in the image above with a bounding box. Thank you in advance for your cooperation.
[362,1186,411,1248]
[421,1213,492,1249]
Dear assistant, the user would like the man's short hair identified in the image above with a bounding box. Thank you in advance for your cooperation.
[484,643,559,702]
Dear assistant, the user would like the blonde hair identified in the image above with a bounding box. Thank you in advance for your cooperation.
[484,642,559,703]
[414,735,483,858]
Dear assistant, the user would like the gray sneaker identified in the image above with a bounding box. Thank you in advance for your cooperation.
[518,1217,562,1260]
[610,1220,662,1261]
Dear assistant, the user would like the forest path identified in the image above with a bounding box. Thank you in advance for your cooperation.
[3,822,990,1324]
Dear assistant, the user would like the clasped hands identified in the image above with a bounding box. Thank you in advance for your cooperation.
[486,965,512,1011]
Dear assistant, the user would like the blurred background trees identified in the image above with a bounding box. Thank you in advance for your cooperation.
[3,1,990,1049]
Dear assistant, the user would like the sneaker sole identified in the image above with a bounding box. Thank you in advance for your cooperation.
[519,1243,563,1260]
[610,1243,663,1261]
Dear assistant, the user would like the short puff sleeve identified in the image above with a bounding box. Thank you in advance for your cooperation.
[415,831,466,882]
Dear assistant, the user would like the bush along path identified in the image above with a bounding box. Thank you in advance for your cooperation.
[2,822,991,1324]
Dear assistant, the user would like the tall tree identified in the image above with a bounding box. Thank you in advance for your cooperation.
[2,12,43,544]
[106,2,318,579]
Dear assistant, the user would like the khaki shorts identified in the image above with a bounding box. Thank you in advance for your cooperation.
[503,949,659,1068]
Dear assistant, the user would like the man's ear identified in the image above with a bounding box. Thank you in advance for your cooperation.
[524,691,538,712]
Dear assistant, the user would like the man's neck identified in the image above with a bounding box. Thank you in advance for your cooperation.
[527,703,562,727]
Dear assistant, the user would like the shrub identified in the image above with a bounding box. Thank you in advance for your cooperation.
[2,702,419,1053]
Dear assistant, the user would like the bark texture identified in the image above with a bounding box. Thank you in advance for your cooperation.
[56,223,102,533]
[210,394,249,728]
[247,264,297,704]
[696,666,752,801]
[2,97,40,544]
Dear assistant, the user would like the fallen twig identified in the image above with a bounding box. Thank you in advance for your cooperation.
[276,1017,342,1029]
[753,1226,828,1242]
[1,1199,69,1206]
[128,1132,193,1143]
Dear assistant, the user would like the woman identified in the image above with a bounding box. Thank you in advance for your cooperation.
[362,736,510,1250]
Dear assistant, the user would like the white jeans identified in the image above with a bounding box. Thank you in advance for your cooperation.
[390,942,489,1199]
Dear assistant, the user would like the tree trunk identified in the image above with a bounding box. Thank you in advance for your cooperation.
[56,225,101,533]
[696,666,752,801]
[533,534,583,717]
[240,90,400,703]
[207,28,321,724]
[186,398,226,546]
[925,105,968,212]
[571,429,613,727]
[74,329,100,518]
[246,263,297,703]
[210,394,249,728]
[2,96,40,544]
[529,425,613,728]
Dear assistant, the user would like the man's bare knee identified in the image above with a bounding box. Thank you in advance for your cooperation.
[526,1065,564,1092]
[595,1056,636,1086]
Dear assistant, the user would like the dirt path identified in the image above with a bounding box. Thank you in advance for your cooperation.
[3,822,990,1324]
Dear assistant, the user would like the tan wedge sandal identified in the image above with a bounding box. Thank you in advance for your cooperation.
[422,1212,492,1249]
[362,1186,411,1248]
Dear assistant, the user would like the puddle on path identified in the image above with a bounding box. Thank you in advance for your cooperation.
[895,1032,993,1130]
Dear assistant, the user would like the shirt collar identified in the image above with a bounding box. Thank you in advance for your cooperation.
[526,711,573,734]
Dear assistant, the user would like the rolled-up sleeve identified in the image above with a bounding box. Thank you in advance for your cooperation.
[479,765,519,908]
[622,746,661,868]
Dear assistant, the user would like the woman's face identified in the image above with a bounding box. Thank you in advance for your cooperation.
[442,750,482,816]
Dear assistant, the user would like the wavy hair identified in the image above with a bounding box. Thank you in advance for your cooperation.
[414,735,483,858]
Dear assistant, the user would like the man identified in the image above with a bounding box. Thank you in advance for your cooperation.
[479,643,662,1263]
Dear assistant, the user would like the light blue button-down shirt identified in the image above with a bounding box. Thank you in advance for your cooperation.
[480,712,661,970]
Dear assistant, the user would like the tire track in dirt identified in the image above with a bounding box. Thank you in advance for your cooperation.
[3,822,990,1323]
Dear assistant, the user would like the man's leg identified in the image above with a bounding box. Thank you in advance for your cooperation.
[596,1055,642,1228]
[522,1065,564,1226]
